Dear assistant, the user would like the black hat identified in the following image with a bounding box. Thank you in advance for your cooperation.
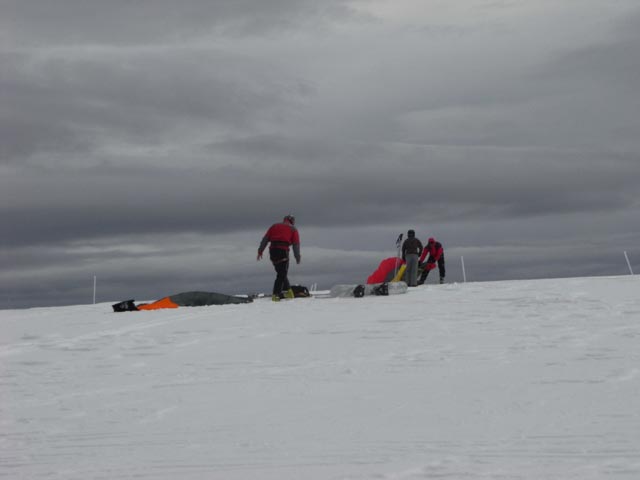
[408,229,415,237]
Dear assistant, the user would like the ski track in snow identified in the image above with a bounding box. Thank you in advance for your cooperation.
[1,276,639,479]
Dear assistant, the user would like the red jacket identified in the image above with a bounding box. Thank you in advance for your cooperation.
[420,240,443,264]
[259,221,301,261]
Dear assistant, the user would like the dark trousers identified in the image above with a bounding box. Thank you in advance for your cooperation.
[270,248,290,295]
[418,254,446,284]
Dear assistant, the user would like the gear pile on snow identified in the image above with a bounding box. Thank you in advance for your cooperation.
[329,282,408,298]
[112,291,252,312]
[112,234,428,311]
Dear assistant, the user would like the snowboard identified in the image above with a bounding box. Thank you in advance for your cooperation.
[329,281,408,298]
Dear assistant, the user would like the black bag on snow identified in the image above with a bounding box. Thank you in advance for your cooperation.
[353,285,366,298]
[112,299,138,312]
[291,285,311,298]
[372,283,389,296]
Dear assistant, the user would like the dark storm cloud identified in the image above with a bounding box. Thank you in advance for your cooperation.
[2,143,638,249]
[519,17,640,152]
[550,38,640,90]
[0,116,89,164]
[0,48,307,165]
[1,0,357,45]
[548,6,640,89]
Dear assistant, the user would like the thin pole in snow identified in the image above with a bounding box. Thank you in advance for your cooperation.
[624,251,634,275]
[461,256,467,283]
[93,276,97,304]
[394,233,403,279]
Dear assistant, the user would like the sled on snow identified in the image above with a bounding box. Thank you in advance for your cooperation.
[329,282,408,298]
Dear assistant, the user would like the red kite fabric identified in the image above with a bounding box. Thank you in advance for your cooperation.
[367,257,405,284]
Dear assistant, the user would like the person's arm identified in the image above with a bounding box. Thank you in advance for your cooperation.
[419,245,429,263]
[292,228,301,263]
[257,228,271,260]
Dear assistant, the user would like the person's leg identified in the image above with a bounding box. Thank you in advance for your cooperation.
[403,256,411,285]
[272,261,282,296]
[406,254,418,286]
[274,261,289,295]
[417,267,429,285]
[282,265,290,292]
[270,249,290,298]
[438,254,446,283]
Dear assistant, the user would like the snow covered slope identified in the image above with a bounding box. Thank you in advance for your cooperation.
[2,276,639,479]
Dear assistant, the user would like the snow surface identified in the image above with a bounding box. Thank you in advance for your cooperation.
[2,276,640,479]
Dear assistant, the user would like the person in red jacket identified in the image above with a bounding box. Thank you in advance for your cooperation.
[257,215,301,301]
[418,237,445,285]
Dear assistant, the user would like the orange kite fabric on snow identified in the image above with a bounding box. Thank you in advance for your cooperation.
[112,291,253,312]
[136,297,179,310]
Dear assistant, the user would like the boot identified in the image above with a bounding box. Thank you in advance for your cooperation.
[439,277,445,284]
[271,294,280,302]
[284,288,295,299]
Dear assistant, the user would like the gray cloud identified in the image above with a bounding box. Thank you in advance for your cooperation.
[0,48,308,167]
[1,0,357,45]
[3,144,637,244]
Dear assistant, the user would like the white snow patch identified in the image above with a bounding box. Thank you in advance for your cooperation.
[1,276,639,479]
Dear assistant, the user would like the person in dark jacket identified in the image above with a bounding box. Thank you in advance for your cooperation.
[418,237,445,284]
[401,229,423,287]
[257,215,301,301]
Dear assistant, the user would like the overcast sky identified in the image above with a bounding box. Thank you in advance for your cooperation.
[2,0,639,309]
